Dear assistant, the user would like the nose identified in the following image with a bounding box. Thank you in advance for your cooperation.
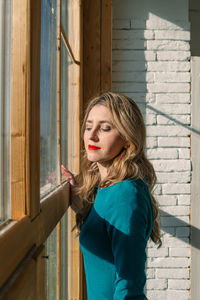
[88,128,99,142]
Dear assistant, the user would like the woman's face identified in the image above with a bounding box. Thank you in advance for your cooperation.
[84,104,126,165]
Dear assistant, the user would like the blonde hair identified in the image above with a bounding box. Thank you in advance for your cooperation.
[75,92,162,247]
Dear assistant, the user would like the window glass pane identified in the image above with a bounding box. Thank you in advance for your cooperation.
[61,38,70,173]
[40,0,58,196]
[45,226,57,300]
[45,214,69,300]
[61,0,69,36]
[0,0,11,223]
[60,213,69,299]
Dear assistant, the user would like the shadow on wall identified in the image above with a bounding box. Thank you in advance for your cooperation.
[160,209,200,250]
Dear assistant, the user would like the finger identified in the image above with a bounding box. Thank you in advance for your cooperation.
[61,165,73,176]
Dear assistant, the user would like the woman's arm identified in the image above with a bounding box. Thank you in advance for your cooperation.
[105,181,152,299]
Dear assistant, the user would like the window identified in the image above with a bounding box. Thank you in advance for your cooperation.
[0,1,112,299]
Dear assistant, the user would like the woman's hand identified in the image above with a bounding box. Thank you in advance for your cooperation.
[61,165,77,188]
[61,165,83,213]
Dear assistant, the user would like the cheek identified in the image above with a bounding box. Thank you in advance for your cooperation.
[105,136,125,154]
[83,132,88,147]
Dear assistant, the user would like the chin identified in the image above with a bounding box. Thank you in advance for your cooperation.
[86,154,101,162]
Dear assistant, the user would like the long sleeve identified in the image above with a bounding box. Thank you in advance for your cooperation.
[105,181,153,299]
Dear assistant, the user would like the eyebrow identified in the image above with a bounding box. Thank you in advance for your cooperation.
[86,120,113,125]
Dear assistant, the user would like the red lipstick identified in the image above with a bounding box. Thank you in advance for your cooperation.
[88,144,101,150]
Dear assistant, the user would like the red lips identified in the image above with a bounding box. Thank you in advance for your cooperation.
[88,144,101,150]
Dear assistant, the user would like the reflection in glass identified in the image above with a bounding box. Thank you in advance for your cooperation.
[40,0,58,196]
[0,0,11,222]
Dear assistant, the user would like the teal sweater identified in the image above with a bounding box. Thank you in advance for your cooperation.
[79,179,153,300]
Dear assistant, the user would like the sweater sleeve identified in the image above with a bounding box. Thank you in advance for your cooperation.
[105,181,152,300]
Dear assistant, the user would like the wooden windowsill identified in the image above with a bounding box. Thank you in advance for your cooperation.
[0,182,70,288]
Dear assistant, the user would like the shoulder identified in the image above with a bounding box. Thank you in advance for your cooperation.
[100,179,152,235]
[100,179,149,206]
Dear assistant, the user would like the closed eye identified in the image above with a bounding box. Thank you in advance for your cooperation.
[101,127,111,132]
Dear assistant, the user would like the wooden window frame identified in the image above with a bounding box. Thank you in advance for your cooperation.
[0,0,112,299]
[0,0,80,295]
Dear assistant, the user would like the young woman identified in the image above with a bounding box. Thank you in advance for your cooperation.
[62,92,161,300]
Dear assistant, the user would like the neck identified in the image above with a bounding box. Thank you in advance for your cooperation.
[97,161,110,181]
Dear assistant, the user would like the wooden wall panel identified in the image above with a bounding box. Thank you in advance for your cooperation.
[11,0,41,220]
[101,0,112,93]
[83,0,101,107]
[83,0,112,108]
[11,0,29,219]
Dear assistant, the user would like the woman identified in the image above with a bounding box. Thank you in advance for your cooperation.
[62,92,161,300]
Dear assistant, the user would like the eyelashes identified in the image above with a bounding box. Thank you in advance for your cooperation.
[85,127,111,132]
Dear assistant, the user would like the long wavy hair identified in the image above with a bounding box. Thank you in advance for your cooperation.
[75,92,162,247]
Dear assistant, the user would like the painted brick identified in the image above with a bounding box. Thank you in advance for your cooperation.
[179,148,190,159]
[146,268,155,279]
[156,93,190,103]
[153,183,162,195]
[145,114,157,125]
[147,257,190,268]
[156,268,190,279]
[168,279,190,290]
[125,92,156,103]
[113,29,154,40]
[162,184,190,195]
[161,205,190,216]
[147,104,190,115]
[130,18,146,29]
[113,19,130,29]
[146,279,168,290]
[176,226,190,237]
[112,71,151,82]
[154,30,190,41]
[157,115,190,125]
[147,290,190,300]
[170,247,191,257]
[157,51,190,61]
[156,172,190,183]
[147,125,190,137]
[152,160,190,172]
[160,227,176,237]
[146,137,158,148]
[147,148,178,159]
[146,16,190,30]
[112,60,146,71]
[112,39,146,50]
[162,236,189,248]
[112,82,146,92]
[156,195,177,206]
[147,61,190,71]
[112,50,156,61]
[178,195,190,205]
[153,72,190,83]
[161,216,189,227]
[147,247,169,257]
[158,137,190,147]
[147,40,190,51]
[147,83,190,93]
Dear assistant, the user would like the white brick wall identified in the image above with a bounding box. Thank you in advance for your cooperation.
[112,1,191,299]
